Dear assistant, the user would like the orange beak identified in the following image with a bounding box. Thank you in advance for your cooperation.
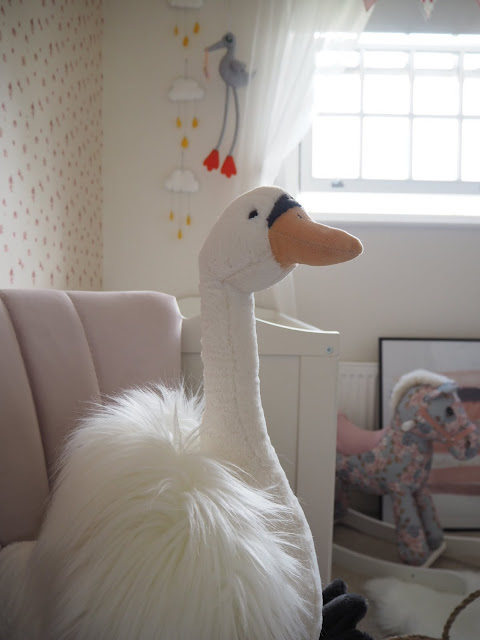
[268,207,363,268]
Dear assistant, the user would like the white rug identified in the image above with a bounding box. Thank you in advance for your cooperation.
[365,573,480,640]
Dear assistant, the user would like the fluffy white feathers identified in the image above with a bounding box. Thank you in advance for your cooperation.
[366,574,480,640]
[0,541,35,639]
[19,385,308,640]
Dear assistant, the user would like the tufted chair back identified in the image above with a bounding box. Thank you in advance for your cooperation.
[0,290,182,549]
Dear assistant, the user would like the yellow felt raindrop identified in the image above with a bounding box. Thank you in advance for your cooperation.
[169,210,174,221]
[178,228,183,240]
[176,117,182,128]
[193,22,200,34]
[186,215,191,226]
[183,35,189,47]
[174,25,179,36]
[192,117,198,128]
[181,136,189,149]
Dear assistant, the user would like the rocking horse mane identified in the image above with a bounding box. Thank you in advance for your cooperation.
[390,369,455,413]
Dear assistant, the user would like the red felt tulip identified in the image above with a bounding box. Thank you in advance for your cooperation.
[203,149,219,171]
[221,155,236,178]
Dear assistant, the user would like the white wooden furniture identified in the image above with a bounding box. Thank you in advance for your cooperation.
[179,297,339,582]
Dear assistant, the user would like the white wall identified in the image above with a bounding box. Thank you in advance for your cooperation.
[102,0,255,299]
[294,221,480,362]
[102,0,480,363]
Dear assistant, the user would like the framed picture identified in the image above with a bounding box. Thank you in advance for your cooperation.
[379,337,480,529]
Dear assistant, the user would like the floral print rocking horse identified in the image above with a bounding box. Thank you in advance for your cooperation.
[335,369,479,566]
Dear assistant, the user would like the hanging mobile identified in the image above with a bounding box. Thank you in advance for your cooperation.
[167,0,203,237]
[165,168,199,239]
[203,32,250,178]
[169,0,203,45]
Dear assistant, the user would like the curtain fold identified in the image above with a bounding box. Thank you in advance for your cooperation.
[237,0,372,191]
[234,0,372,315]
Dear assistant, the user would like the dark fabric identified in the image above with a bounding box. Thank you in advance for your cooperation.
[267,193,301,228]
[320,579,375,640]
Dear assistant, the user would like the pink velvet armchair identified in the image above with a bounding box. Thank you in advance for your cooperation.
[0,289,182,551]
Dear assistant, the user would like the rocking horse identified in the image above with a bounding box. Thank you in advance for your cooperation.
[335,369,479,566]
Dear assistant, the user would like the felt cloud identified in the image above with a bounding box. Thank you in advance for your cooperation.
[168,0,203,9]
[165,169,199,193]
[168,77,205,102]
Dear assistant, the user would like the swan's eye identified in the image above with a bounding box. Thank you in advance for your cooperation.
[248,210,258,220]
[446,406,454,417]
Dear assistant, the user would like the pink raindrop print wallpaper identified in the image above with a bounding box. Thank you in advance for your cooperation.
[0,0,103,290]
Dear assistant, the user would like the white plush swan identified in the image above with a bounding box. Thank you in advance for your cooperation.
[2,186,362,640]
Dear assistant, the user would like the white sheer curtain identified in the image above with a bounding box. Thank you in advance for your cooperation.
[234,0,373,316]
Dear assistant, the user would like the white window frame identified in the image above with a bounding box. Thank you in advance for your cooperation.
[300,33,480,198]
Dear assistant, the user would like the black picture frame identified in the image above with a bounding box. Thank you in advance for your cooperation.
[379,337,480,529]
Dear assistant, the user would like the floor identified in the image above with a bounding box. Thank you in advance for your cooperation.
[330,521,480,639]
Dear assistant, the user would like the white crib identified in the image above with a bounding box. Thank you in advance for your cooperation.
[179,297,339,582]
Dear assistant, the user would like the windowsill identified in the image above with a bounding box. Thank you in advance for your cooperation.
[299,191,480,227]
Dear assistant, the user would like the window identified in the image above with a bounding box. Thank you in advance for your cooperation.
[300,33,480,196]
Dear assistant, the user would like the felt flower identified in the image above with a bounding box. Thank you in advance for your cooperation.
[203,149,219,171]
[221,155,236,178]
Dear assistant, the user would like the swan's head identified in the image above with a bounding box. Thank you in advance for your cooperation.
[199,185,363,293]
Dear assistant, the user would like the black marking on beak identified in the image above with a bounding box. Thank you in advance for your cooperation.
[267,193,301,229]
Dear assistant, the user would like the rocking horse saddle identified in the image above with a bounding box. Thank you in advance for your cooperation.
[336,412,383,457]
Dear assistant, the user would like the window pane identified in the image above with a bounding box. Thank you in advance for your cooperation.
[462,120,480,181]
[316,50,360,69]
[412,118,458,180]
[463,78,480,116]
[408,33,458,46]
[414,52,458,70]
[359,32,410,47]
[363,74,410,114]
[312,116,360,179]
[314,74,360,113]
[413,76,459,115]
[362,117,410,179]
[307,32,480,194]
[456,35,480,46]
[464,54,480,71]
[363,51,408,69]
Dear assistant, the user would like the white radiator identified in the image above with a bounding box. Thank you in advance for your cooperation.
[338,362,379,431]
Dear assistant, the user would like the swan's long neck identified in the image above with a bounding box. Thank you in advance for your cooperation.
[199,278,322,638]
[199,281,287,491]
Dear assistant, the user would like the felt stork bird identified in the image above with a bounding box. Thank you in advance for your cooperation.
[2,187,363,640]
[203,32,249,178]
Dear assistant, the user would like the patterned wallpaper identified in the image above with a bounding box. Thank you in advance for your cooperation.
[0,0,103,289]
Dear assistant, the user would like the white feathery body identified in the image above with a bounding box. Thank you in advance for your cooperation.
[12,385,309,640]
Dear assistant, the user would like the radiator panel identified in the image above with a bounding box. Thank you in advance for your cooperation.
[338,362,379,431]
